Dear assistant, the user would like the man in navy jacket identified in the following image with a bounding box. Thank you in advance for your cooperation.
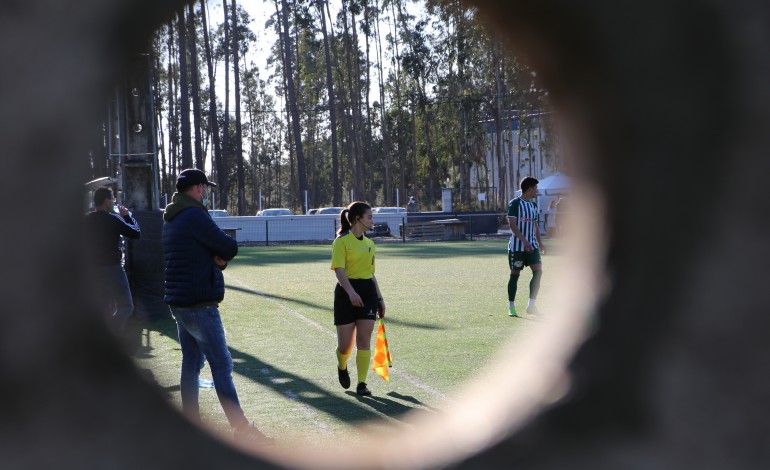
[163,168,270,443]
[84,186,140,333]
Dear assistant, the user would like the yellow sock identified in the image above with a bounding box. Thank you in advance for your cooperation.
[336,349,351,370]
[356,349,371,384]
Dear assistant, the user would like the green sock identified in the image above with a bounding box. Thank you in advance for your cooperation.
[508,273,520,303]
[356,349,371,384]
[336,349,351,370]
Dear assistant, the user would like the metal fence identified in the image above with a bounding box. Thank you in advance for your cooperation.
[212,212,509,245]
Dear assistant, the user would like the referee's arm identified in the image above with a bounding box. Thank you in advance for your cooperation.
[334,267,363,307]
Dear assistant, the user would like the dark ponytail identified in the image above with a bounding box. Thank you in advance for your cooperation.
[337,201,371,235]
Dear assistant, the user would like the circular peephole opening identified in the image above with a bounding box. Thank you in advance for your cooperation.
[99,1,603,468]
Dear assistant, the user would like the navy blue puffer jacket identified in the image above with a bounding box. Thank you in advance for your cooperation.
[162,193,238,307]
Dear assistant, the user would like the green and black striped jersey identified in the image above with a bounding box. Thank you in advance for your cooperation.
[507,197,539,252]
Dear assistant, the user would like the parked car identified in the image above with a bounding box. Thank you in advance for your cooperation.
[316,207,344,215]
[365,222,392,238]
[256,208,293,216]
[307,208,319,215]
[372,206,406,214]
[208,209,229,218]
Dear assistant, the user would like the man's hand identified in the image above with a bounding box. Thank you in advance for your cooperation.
[523,241,533,252]
[214,255,228,269]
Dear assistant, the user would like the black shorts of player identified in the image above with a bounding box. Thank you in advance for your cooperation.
[334,279,379,325]
[508,249,542,270]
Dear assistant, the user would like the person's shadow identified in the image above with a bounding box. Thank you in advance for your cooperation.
[228,347,425,423]
[344,389,439,418]
[133,318,435,423]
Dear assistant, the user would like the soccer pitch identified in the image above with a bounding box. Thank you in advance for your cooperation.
[133,239,563,446]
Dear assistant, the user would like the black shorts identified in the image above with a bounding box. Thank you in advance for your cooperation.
[334,279,378,325]
[508,249,542,270]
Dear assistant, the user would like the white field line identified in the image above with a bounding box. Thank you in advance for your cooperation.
[262,367,329,433]
[225,273,451,403]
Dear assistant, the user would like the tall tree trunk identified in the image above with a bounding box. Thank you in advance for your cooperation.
[200,0,223,208]
[152,45,167,203]
[231,0,245,215]
[455,2,471,205]
[421,75,437,207]
[411,94,418,194]
[363,0,374,202]
[279,0,307,209]
[348,4,365,200]
[187,3,204,169]
[318,0,340,206]
[340,4,357,200]
[389,0,405,204]
[177,10,193,169]
[166,21,178,193]
[292,5,305,207]
[493,39,506,209]
[220,0,230,209]
[330,14,356,205]
[374,2,392,203]
[275,0,293,208]
[244,71,259,212]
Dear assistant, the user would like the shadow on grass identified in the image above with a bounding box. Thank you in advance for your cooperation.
[345,389,438,417]
[131,318,424,423]
[386,391,441,412]
[383,318,444,330]
[225,285,330,312]
[224,286,444,331]
[136,363,181,401]
[229,346,422,424]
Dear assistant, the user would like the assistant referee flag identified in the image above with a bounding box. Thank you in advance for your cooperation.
[372,320,392,382]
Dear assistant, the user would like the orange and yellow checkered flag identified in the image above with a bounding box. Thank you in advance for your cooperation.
[372,320,393,382]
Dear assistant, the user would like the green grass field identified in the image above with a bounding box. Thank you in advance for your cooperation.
[132,239,562,447]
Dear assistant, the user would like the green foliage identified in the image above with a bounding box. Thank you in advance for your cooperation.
[149,0,556,215]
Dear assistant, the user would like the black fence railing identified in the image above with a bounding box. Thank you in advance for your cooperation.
[211,212,507,245]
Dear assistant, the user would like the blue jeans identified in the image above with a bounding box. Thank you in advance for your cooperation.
[98,265,134,333]
[170,305,248,429]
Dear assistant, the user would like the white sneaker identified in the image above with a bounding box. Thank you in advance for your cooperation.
[526,305,542,316]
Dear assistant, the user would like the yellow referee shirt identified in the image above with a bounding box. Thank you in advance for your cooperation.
[331,232,376,279]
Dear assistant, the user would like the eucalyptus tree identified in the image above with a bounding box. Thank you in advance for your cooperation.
[151,29,170,200]
[400,16,439,204]
[219,0,231,209]
[187,3,205,169]
[361,0,376,202]
[278,0,308,207]
[231,0,245,214]
[372,0,392,203]
[165,21,180,197]
[386,0,406,202]
[424,0,490,206]
[316,0,341,205]
[338,0,366,201]
[177,8,193,169]
[199,0,223,203]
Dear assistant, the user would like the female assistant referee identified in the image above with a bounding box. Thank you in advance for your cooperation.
[331,201,385,396]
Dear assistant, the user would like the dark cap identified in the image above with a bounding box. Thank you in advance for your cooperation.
[176,168,217,191]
